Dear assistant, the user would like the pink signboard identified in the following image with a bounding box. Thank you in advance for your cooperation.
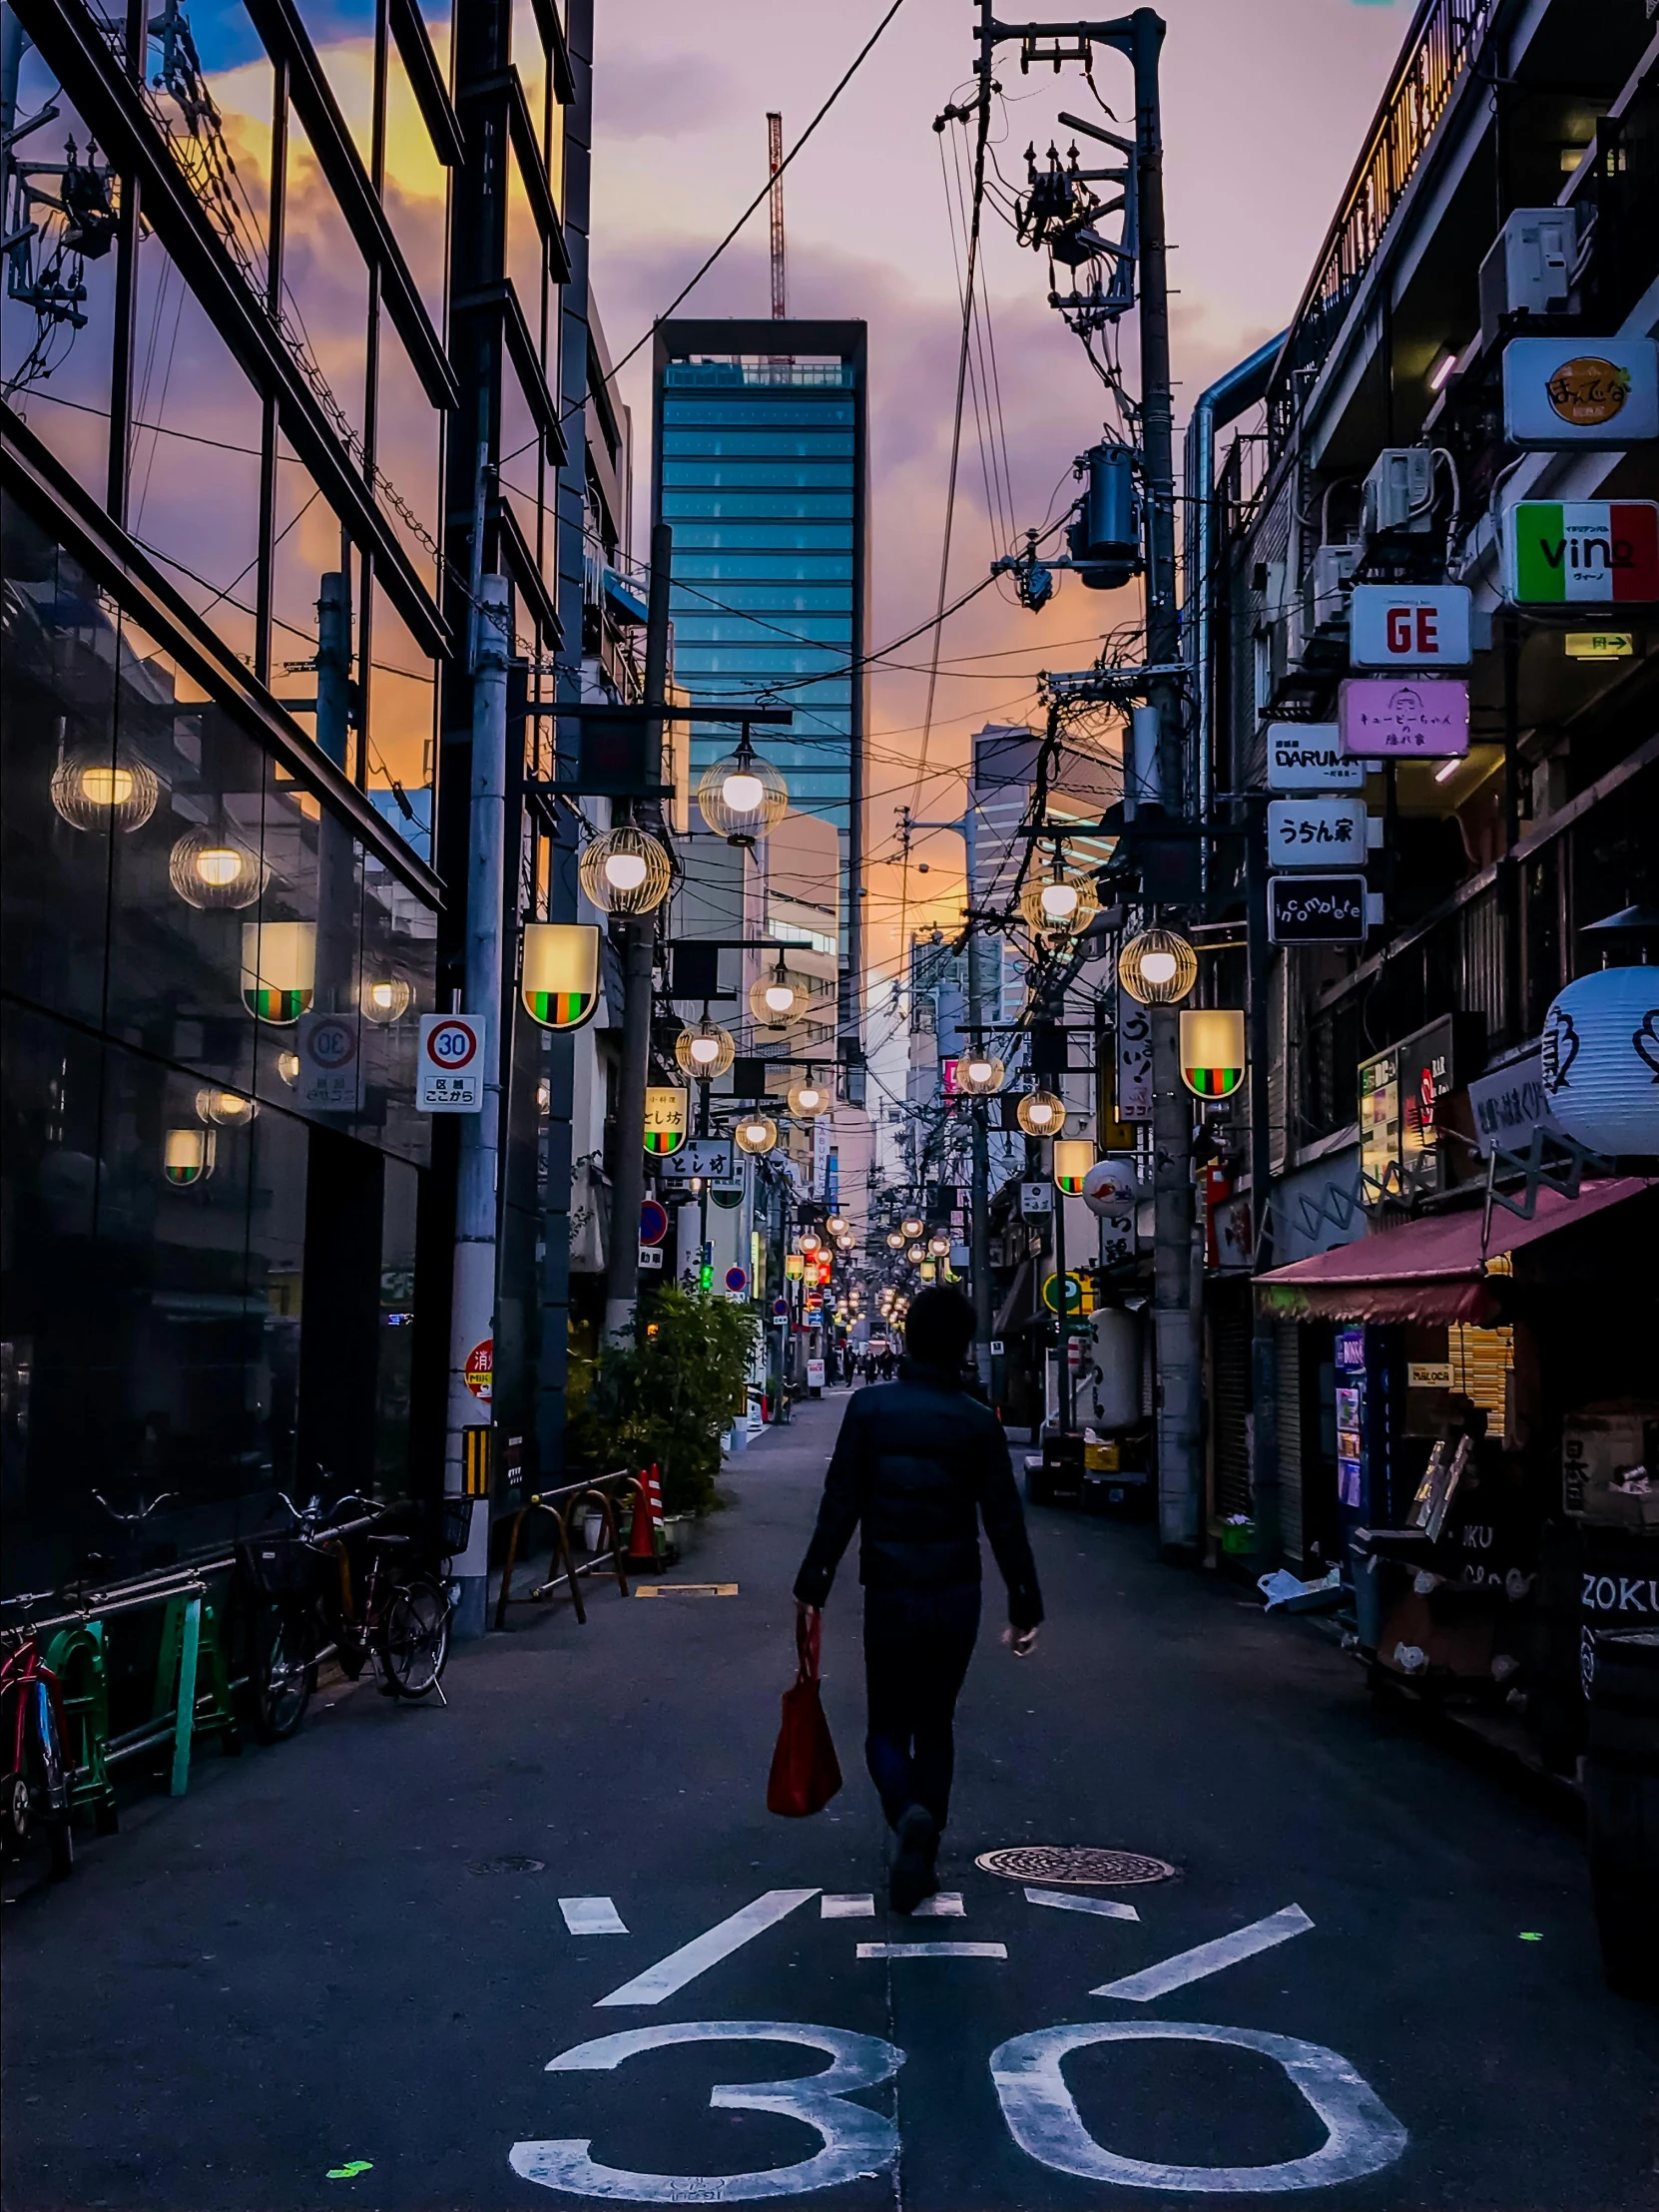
[1339,677,1469,759]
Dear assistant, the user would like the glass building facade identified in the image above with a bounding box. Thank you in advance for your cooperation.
[652,320,868,842]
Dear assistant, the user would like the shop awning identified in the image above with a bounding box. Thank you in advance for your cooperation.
[1255,1177,1652,1326]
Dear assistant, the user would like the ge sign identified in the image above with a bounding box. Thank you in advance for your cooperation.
[1349,585,1471,668]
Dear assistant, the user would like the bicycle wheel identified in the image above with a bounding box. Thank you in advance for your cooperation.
[253,1603,317,1741]
[377,1577,450,1699]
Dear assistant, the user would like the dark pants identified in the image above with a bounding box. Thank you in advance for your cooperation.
[862,1582,981,1833]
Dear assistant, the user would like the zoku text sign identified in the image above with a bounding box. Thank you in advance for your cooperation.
[1504,500,1659,606]
[1267,796,1368,866]
[1348,585,1471,669]
[416,1013,488,1112]
[1267,872,1369,944]
[1264,724,1363,792]
[1339,677,1469,759]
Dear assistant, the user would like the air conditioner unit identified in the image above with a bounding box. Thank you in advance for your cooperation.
[1362,447,1434,537]
[1305,541,1359,631]
[1478,207,1578,349]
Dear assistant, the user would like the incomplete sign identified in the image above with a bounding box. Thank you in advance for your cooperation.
[1267,872,1369,944]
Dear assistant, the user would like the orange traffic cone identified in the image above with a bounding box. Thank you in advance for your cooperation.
[645,1463,664,1529]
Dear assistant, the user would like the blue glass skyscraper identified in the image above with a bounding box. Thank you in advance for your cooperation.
[652,320,867,1004]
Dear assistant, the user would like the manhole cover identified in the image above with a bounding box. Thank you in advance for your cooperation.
[975,1846,1176,1887]
[468,1855,546,1877]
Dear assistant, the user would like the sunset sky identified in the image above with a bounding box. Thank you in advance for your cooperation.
[588,0,1411,970]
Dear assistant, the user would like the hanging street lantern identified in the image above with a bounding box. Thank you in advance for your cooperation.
[644,1084,689,1155]
[954,1048,1005,1097]
[1179,1007,1247,1098]
[826,1214,849,1237]
[749,953,809,1029]
[799,1231,823,1257]
[1541,966,1659,1155]
[735,1114,778,1155]
[579,824,672,915]
[919,1260,937,1281]
[1016,1088,1067,1138]
[696,736,789,844]
[900,1214,924,1239]
[1082,1157,1140,1216]
[927,1233,950,1257]
[885,1230,904,1251]
[241,921,315,1023]
[1053,1137,1095,1193]
[787,1078,831,1119]
[1018,852,1100,941]
[1118,925,1198,1006]
[906,1242,926,1264]
[50,747,160,832]
[170,824,268,910]
[163,1128,216,1187]
[676,1017,736,1080]
[522,921,601,1030]
[275,1049,301,1087]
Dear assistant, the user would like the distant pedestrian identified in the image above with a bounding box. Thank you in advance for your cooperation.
[793,1287,1042,1913]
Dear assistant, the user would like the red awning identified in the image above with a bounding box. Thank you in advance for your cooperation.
[1255,1177,1653,1326]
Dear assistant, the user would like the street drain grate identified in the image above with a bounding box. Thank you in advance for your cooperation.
[468,1856,546,1877]
[975,1846,1176,1887]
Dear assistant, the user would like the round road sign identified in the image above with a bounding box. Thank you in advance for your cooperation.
[639,1198,669,1247]
[724,1265,748,1295]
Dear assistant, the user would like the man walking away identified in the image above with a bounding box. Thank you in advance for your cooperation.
[793,1287,1043,1913]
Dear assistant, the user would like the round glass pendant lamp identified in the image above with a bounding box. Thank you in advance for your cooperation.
[1118,925,1198,1006]
[362,975,413,1026]
[170,823,268,910]
[1018,857,1099,940]
[735,1114,778,1155]
[787,1078,831,1119]
[275,1049,301,1088]
[749,955,807,1029]
[51,747,160,832]
[697,739,788,843]
[906,1242,926,1264]
[1016,1088,1067,1137]
[826,1214,848,1237]
[885,1230,904,1251]
[955,1049,1005,1097]
[195,1087,258,1129]
[799,1231,823,1257]
[521,922,601,1031]
[927,1234,950,1257]
[899,1215,924,1239]
[675,1017,736,1080]
[579,824,672,915]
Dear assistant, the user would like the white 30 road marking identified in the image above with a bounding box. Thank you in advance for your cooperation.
[595,1891,820,2007]
[991,2018,1407,2192]
[510,2019,903,2202]
[560,1898,628,1935]
[1092,1904,1314,2001]
[1024,1886,1140,1922]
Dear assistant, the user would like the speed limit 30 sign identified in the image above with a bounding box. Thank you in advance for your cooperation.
[417,1013,489,1112]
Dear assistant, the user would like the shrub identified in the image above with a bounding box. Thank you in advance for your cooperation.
[566,1287,758,1516]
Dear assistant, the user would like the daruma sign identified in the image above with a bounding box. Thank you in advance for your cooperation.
[1504,500,1659,606]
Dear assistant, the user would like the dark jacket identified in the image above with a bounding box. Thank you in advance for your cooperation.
[793,1359,1043,1630]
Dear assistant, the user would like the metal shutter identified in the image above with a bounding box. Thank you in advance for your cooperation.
[1212,1296,1253,1522]
[1276,1321,1304,1567]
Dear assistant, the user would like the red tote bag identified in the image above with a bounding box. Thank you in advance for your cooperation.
[767,1612,842,1818]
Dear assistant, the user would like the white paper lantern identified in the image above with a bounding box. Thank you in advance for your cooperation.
[1541,966,1659,1156]
[1082,1158,1140,1216]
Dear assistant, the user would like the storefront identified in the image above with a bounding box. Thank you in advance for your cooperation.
[1258,1177,1657,1767]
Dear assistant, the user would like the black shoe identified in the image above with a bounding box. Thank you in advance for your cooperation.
[889,1804,938,1916]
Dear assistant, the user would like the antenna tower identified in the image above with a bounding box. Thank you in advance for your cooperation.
[767,112,788,320]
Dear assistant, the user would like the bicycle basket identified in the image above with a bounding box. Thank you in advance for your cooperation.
[436,1495,474,1556]
[238,1537,324,1601]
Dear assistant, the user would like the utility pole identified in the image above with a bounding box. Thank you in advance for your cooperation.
[445,573,510,1639]
[602,521,672,1344]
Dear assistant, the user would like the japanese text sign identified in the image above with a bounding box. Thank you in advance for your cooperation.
[1264,724,1363,792]
[1339,677,1469,759]
[1267,796,1369,866]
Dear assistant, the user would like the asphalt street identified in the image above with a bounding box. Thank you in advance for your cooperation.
[3,1387,1656,2211]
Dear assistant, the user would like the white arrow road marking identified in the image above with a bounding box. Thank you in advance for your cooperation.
[820,1894,875,1919]
[1024,1887,1140,1922]
[595,1891,820,2007]
[856,1941,1007,1959]
[911,1891,964,1918]
[559,1897,628,1935]
[1091,1904,1314,2002]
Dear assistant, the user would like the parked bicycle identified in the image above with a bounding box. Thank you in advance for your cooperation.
[242,1488,461,1741]
[0,1593,76,1879]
